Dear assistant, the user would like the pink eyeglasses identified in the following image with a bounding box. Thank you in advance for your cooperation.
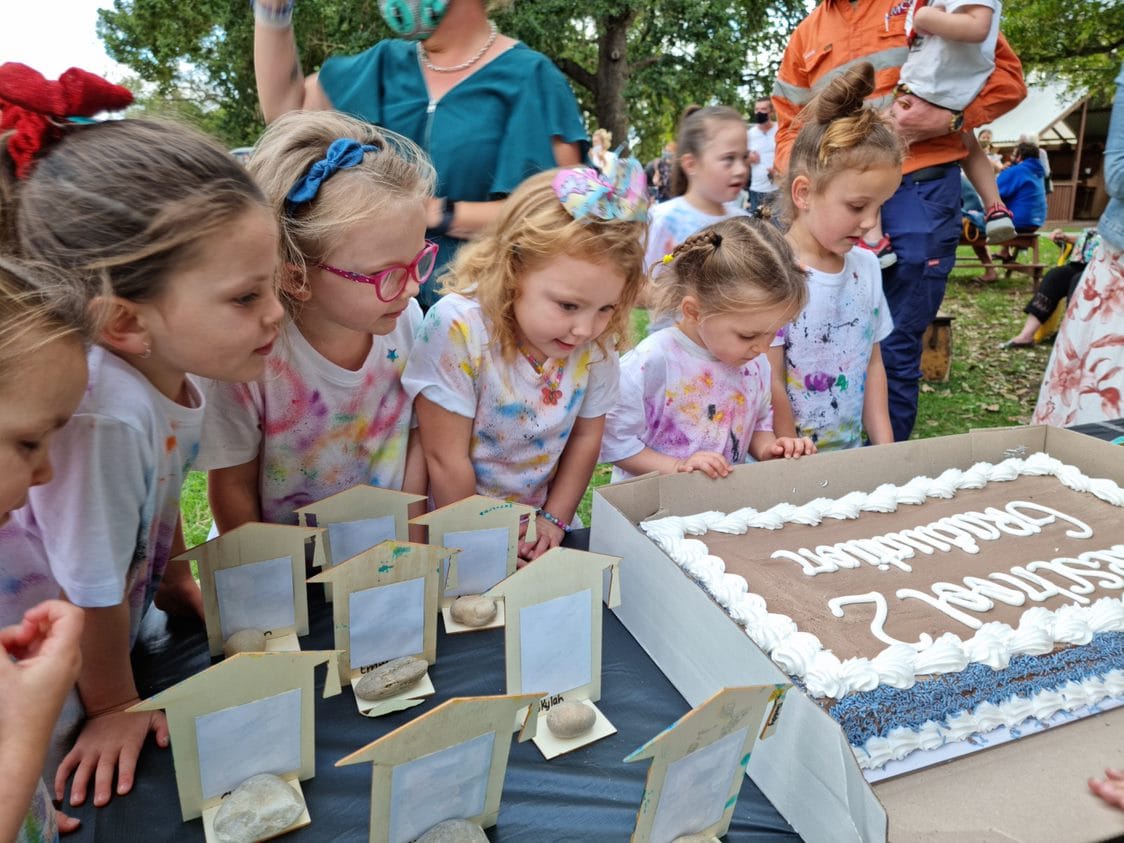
[316,241,439,302]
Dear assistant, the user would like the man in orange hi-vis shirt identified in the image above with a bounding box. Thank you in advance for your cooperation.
[773,0,1026,442]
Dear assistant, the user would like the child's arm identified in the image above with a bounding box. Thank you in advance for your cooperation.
[153,517,204,621]
[862,343,894,446]
[766,346,798,438]
[615,447,732,479]
[749,431,817,461]
[403,427,428,542]
[55,601,169,808]
[960,132,1002,209]
[0,601,83,842]
[520,415,606,561]
[912,4,993,43]
[414,396,476,509]
[207,457,262,533]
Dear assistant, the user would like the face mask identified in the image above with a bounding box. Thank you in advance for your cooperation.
[754,111,770,124]
[380,0,449,41]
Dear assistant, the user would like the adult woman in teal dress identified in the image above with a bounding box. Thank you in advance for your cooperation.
[254,0,588,307]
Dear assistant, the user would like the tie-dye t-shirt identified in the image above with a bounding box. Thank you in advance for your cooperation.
[401,294,619,508]
[197,306,420,524]
[643,197,749,274]
[601,326,773,481]
[781,249,893,451]
[1,346,203,647]
[16,779,56,843]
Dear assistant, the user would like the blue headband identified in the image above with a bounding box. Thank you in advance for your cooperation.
[285,138,379,210]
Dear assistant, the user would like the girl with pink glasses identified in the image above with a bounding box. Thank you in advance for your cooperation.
[199,111,434,530]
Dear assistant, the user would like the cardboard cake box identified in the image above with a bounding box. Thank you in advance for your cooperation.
[590,426,1124,843]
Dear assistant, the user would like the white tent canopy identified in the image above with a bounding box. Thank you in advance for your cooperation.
[984,80,1085,146]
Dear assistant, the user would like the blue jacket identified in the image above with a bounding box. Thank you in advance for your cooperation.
[997,157,1047,230]
[1098,64,1124,250]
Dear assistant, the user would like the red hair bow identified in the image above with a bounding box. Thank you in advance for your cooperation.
[0,62,133,179]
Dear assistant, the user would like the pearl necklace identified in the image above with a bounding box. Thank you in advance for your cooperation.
[417,21,499,73]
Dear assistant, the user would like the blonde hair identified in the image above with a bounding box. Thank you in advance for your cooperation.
[248,111,436,312]
[442,168,646,360]
[0,257,94,384]
[652,217,807,321]
[1,119,268,304]
[781,63,904,224]
[670,105,746,197]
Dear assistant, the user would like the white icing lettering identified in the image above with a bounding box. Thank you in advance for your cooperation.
[960,576,1026,606]
[829,592,933,648]
[895,587,985,630]
[1026,557,1124,593]
[1005,501,1093,539]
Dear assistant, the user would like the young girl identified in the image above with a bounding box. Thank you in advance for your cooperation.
[0,87,284,810]
[402,160,648,560]
[771,63,904,451]
[199,111,433,531]
[0,257,91,842]
[602,217,814,482]
[644,106,749,280]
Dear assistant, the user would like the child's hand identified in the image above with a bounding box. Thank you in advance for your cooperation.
[153,560,204,622]
[675,451,732,479]
[56,708,170,807]
[1089,768,1124,810]
[769,436,817,459]
[0,600,84,700]
[518,514,566,564]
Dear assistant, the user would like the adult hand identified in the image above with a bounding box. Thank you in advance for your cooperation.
[55,708,169,807]
[889,94,956,146]
[675,451,732,479]
[749,150,761,165]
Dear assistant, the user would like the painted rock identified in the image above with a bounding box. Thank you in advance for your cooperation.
[545,701,596,739]
[354,656,428,701]
[414,818,489,843]
[450,595,497,627]
[223,628,267,658]
[213,773,304,843]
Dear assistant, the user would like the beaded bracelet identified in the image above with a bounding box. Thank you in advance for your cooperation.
[537,508,572,534]
[250,0,294,28]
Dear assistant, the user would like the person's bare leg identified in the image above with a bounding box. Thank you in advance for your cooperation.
[1008,313,1041,345]
[972,243,998,281]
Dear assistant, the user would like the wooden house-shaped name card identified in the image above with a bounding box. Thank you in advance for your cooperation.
[410,495,536,633]
[175,522,323,658]
[624,685,790,843]
[129,651,342,841]
[308,540,456,717]
[338,694,542,843]
[485,547,621,758]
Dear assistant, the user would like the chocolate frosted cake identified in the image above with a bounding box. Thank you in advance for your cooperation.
[640,453,1124,770]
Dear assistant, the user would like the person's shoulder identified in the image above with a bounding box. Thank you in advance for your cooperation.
[648,196,685,224]
[324,38,414,73]
[846,247,883,283]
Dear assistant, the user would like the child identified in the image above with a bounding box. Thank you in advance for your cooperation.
[601,217,815,482]
[861,0,1015,266]
[643,106,749,324]
[199,111,433,531]
[402,160,648,561]
[0,74,285,810]
[771,63,904,451]
[0,256,91,842]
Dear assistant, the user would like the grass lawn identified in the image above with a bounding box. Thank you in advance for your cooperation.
[180,235,1065,547]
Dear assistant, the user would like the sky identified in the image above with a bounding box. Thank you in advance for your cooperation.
[2,0,129,81]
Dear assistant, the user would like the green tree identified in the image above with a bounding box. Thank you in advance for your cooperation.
[1003,0,1123,100]
[97,0,805,154]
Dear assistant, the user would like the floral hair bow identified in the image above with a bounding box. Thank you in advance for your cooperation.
[552,155,649,223]
[0,62,133,179]
[285,138,380,211]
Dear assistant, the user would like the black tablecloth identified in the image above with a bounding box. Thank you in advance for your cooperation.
[62,420,1124,841]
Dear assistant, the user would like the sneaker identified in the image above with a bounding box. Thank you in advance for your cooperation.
[985,203,1017,244]
[857,235,897,268]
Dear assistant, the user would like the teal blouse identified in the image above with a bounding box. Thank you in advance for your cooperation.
[319,40,589,307]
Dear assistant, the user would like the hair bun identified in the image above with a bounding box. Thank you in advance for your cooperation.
[812,62,876,124]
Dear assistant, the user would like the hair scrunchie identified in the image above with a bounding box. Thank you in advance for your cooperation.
[285,138,380,211]
[0,62,134,179]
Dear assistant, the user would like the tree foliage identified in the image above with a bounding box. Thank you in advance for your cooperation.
[97,0,806,156]
[1003,0,1123,101]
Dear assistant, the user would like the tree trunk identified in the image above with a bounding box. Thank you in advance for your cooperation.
[595,9,634,153]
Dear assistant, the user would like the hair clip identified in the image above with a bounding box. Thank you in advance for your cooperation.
[0,62,133,179]
[552,156,650,223]
[285,138,380,211]
[661,253,674,264]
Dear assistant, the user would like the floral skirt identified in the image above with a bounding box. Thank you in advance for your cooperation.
[1033,242,1124,426]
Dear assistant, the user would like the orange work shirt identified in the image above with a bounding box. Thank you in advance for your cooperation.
[773,0,1026,175]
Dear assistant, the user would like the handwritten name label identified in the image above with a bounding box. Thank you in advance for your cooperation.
[539,693,565,711]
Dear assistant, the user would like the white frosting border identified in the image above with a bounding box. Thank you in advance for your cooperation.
[639,453,1124,703]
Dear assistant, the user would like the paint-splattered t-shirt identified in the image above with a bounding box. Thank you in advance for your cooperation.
[1,346,203,646]
[781,248,893,451]
[196,305,420,524]
[601,326,773,481]
[643,196,749,275]
[401,294,619,508]
[16,778,56,843]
